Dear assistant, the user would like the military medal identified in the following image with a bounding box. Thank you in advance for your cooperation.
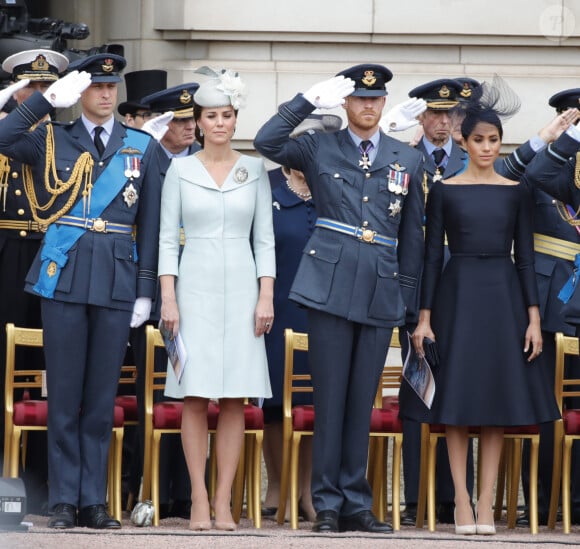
[234,166,248,183]
[359,140,373,171]
[388,199,402,217]
[433,168,443,183]
[359,154,372,171]
[124,157,132,179]
[131,157,141,179]
[123,183,139,207]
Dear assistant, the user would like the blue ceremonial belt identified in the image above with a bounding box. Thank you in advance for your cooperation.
[558,253,580,304]
[315,217,397,247]
[33,130,151,299]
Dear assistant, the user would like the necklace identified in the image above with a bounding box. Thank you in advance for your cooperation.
[286,179,311,200]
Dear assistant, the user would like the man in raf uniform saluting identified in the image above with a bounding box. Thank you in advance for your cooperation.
[0,48,69,510]
[255,64,425,533]
[0,53,162,529]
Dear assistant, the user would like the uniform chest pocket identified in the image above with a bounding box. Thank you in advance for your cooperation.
[317,169,355,208]
[368,256,405,321]
[112,238,137,302]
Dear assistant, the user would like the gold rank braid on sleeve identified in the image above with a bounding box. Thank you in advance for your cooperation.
[0,154,10,212]
[422,170,429,208]
[22,123,95,230]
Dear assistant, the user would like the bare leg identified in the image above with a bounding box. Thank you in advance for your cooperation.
[213,397,245,528]
[181,397,211,528]
[476,426,504,527]
[298,437,316,521]
[445,425,474,526]
[263,421,283,508]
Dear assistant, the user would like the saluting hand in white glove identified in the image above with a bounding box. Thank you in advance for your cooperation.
[380,98,427,133]
[0,79,30,111]
[303,76,355,109]
[142,111,174,142]
[130,297,153,328]
[43,70,92,109]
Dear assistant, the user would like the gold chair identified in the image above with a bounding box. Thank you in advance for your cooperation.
[368,328,404,530]
[142,325,263,526]
[548,332,580,533]
[3,323,124,520]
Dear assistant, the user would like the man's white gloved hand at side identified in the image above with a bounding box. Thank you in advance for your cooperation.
[130,297,152,328]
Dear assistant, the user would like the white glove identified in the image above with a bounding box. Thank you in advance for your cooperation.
[130,297,152,328]
[142,110,174,142]
[0,79,30,111]
[380,98,427,133]
[43,70,92,108]
[303,76,355,109]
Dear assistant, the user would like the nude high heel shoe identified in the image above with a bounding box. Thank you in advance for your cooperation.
[454,505,477,535]
[475,502,496,535]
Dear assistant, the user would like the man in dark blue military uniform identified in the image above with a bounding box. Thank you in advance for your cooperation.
[0,53,162,529]
[0,47,69,512]
[521,90,580,526]
[125,82,201,518]
[255,64,425,533]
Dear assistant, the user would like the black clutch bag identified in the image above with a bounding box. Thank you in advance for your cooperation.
[423,337,440,368]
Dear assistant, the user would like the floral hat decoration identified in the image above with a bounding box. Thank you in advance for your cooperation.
[193,66,247,110]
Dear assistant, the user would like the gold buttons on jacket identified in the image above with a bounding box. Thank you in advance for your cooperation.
[98,161,104,167]
[365,173,371,179]
[363,196,369,202]
[309,249,316,255]
[14,189,22,196]
[17,209,25,215]
[11,171,18,179]
[362,221,369,227]
[19,230,27,237]
[334,173,340,178]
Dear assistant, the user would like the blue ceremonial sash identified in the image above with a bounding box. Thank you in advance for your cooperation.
[33,129,151,298]
[558,253,580,304]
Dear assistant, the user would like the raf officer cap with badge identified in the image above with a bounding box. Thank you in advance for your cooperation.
[2,49,69,82]
[141,82,200,119]
[335,63,392,97]
[454,77,481,103]
[118,70,168,116]
[549,88,580,113]
[409,78,463,110]
[68,53,126,83]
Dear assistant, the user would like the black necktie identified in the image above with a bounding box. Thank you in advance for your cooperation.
[360,140,373,155]
[432,148,446,167]
[93,126,105,157]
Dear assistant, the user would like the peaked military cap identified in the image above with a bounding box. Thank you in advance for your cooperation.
[549,88,580,113]
[454,77,481,102]
[2,49,69,82]
[118,70,168,116]
[335,64,392,97]
[408,78,463,110]
[68,53,126,83]
[141,82,200,119]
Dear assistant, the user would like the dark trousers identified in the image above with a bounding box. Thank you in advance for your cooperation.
[42,299,131,509]
[308,308,392,516]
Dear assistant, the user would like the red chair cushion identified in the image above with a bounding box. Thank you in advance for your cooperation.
[504,425,539,435]
[370,408,403,432]
[153,401,183,429]
[115,395,138,422]
[292,405,315,431]
[563,409,580,434]
[13,401,124,428]
[381,395,399,411]
[13,400,47,426]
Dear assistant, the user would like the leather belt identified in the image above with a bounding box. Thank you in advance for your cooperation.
[534,232,580,262]
[0,219,43,232]
[56,215,134,235]
[315,217,397,248]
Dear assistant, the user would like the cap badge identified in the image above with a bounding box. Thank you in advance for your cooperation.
[102,59,114,73]
[31,55,48,72]
[439,85,450,98]
[180,90,192,105]
[362,70,377,87]
[460,83,472,99]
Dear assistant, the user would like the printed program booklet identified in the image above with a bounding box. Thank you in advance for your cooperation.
[158,320,188,384]
[403,331,436,409]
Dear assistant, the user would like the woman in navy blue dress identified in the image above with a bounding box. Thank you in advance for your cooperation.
[408,85,560,536]
[262,114,341,520]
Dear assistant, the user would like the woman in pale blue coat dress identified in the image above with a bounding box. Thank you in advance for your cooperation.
[158,69,275,531]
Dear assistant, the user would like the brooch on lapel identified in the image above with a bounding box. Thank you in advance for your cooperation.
[123,183,139,208]
[387,163,409,195]
[234,166,248,184]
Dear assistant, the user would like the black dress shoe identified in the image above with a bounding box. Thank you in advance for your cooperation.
[400,504,417,526]
[516,510,549,527]
[47,503,77,529]
[312,509,339,532]
[436,502,455,524]
[339,510,393,533]
[78,504,121,529]
[261,506,277,517]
